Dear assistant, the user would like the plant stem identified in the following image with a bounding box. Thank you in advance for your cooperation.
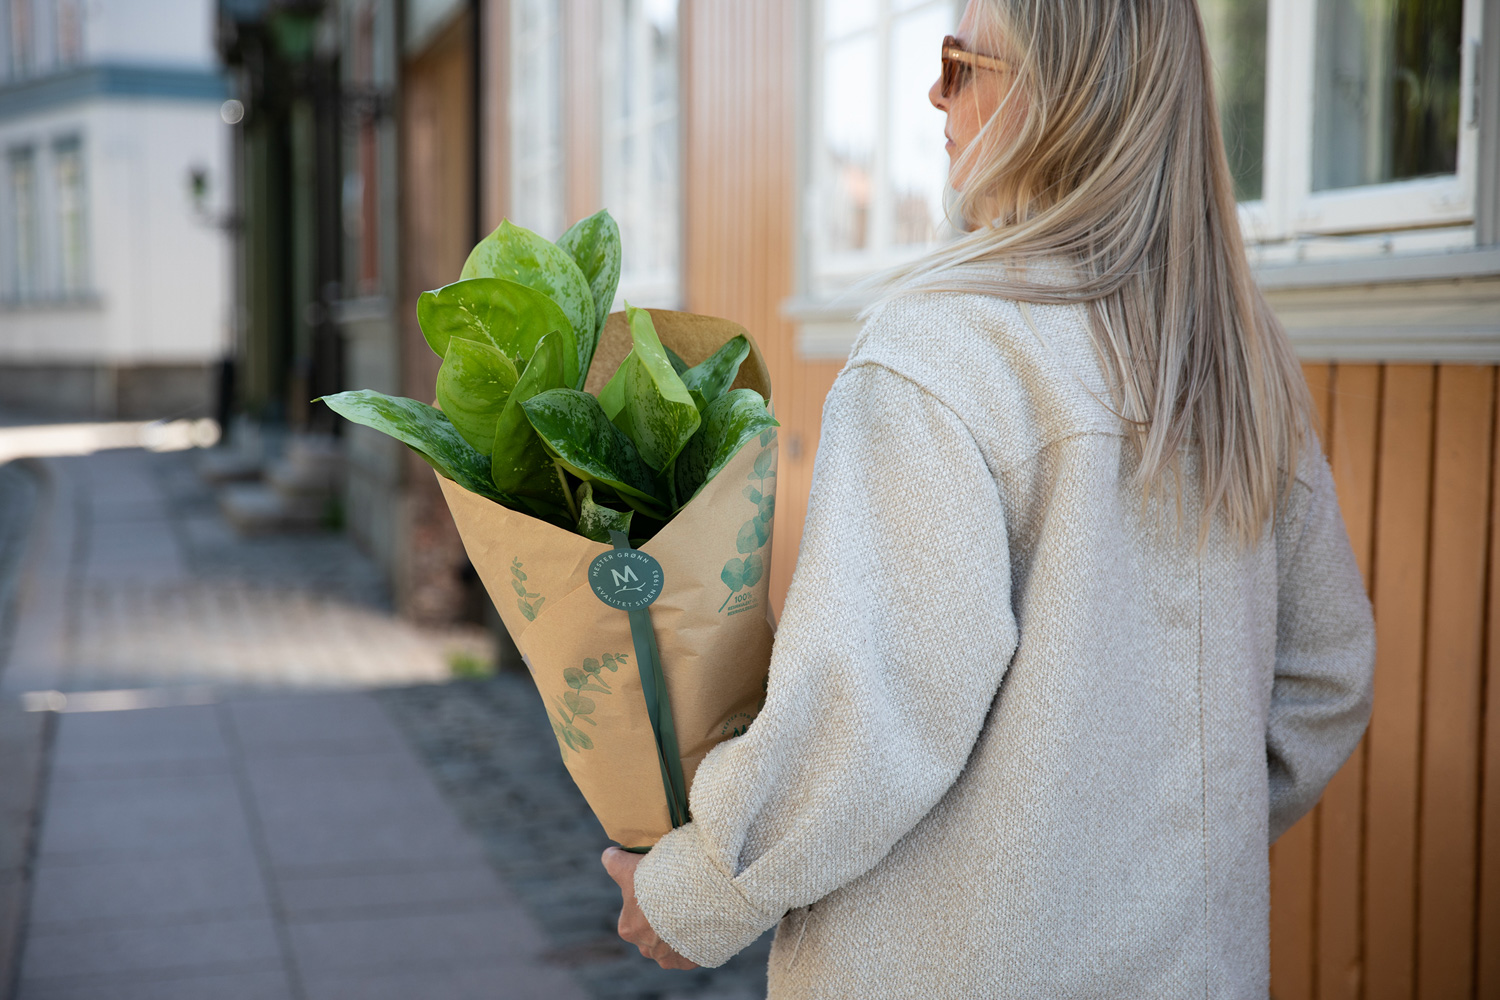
[557,464,579,522]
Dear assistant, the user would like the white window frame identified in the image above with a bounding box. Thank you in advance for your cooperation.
[1251,0,1485,246]
[508,0,565,241]
[806,0,963,295]
[598,0,682,309]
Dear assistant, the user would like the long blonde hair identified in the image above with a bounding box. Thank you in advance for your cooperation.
[882,0,1311,547]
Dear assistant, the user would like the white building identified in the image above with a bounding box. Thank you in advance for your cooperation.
[0,0,231,419]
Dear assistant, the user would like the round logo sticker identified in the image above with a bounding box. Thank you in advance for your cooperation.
[588,548,664,610]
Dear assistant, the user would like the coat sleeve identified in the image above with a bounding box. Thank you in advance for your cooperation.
[1267,449,1376,842]
[631,361,1020,967]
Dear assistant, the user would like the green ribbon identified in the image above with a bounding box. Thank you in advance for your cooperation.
[609,530,689,830]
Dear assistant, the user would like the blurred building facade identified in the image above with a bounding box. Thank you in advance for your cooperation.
[0,0,231,419]
[215,2,1500,996]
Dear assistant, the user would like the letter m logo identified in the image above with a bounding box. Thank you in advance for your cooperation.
[611,566,639,588]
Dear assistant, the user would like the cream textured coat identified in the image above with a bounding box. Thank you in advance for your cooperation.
[633,290,1376,998]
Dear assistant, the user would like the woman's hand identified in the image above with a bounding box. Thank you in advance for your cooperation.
[601,846,700,971]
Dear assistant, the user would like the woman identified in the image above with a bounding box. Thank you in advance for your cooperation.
[604,0,1375,995]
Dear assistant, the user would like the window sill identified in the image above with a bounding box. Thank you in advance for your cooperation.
[785,244,1500,363]
[0,292,104,313]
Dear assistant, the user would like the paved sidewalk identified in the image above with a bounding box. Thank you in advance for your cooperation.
[19,692,586,999]
[0,445,590,999]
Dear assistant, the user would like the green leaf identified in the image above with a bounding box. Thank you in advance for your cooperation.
[565,724,593,750]
[598,305,701,472]
[490,333,571,509]
[416,278,581,390]
[744,485,763,504]
[556,210,621,368]
[664,346,690,376]
[680,334,750,406]
[582,657,601,676]
[758,494,776,521]
[521,388,667,516]
[721,559,745,592]
[674,389,780,506]
[564,667,586,690]
[601,653,624,672]
[564,691,595,716]
[318,390,502,501]
[741,552,764,588]
[575,481,635,544]
[511,579,528,597]
[461,221,595,389]
[434,337,519,454]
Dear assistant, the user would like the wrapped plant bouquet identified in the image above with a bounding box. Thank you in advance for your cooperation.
[320,212,778,848]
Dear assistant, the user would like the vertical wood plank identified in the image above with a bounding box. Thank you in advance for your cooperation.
[1319,364,1382,1000]
[1479,369,1500,1000]
[1416,365,1494,999]
[478,0,509,231]
[1271,365,1333,1000]
[1365,364,1437,1000]
[1305,363,1333,441]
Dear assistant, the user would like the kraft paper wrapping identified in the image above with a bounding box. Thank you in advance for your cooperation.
[438,310,777,848]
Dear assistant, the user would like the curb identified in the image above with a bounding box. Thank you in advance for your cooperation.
[0,457,56,1000]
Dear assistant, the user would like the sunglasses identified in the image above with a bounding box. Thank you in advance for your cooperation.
[940,34,1010,99]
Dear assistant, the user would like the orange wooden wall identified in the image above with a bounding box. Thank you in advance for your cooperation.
[1274,363,1500,1000]
[488,7,1500,994]
[678,0,840,615]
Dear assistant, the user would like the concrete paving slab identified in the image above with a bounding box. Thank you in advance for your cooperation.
[227,694,406,758]
[28,854,270,929]
[285,906,549,975]
[19,915,282,981]
[276,861,512,918]
[50,703,228,775]
[18,968,293,1000]
[245,752,483,871]
[37,772,254,865]
[301,963,588,1000]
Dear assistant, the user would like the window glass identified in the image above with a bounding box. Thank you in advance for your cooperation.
[1200,0,1268,202]
[1312,0,1463,192]
[9,147,36,299]
[509,0,564,240]
[54,137,86,295]
[600,0,680,307]
[888,4,951,245]
[822,33,877,254]
[56,0,82,65]
[825,0,874,40]
[10,0,31,77]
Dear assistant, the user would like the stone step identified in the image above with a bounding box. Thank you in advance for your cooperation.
[218,482,328,534]
[196,447,262,485]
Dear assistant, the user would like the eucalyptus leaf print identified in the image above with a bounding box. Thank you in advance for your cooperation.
[512,558,545,621]
[718,437,777,613]
[549,651,628,761]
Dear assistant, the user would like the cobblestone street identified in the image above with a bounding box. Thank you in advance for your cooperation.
[0,442,769,999]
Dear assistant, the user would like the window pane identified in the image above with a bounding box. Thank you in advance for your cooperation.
[1312,0,1463,192]
[600,0,680,306]
[10,148,36,299]
[888,5,952,245]
[823,35,876,253]
[55,139,86,294]
[509,0,564,240]
[1200,0,1267,202]
[824,0,873,40]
